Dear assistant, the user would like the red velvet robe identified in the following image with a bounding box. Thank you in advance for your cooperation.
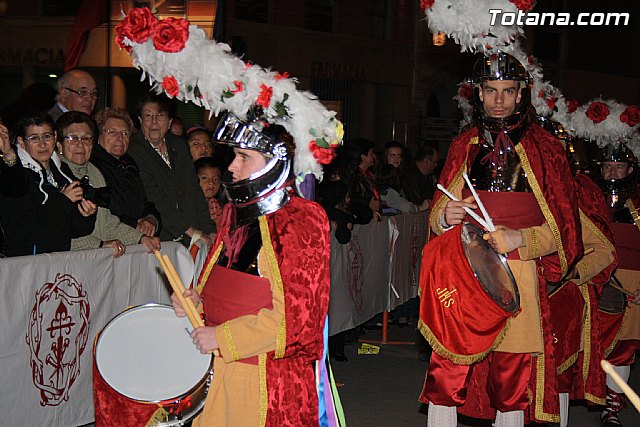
[420,125,583,423]
[196,194,331,426]
[561,173,617,405]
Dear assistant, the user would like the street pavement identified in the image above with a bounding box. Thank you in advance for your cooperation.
[331,322,640,427]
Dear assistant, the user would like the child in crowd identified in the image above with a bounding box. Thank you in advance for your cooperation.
[195,157,223,228]
[187,126,214,161]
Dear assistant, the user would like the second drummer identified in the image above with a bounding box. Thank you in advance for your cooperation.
[418,52,583,426]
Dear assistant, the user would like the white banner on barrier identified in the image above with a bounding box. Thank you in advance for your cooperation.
[328,212,428,335]
[0,243,194,427]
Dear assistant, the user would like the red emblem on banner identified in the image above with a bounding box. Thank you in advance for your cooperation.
[26,273,91,406]
[348,235,364,313]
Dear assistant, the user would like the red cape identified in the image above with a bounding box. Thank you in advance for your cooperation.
[427,125,582,423]
[199,194,330,426]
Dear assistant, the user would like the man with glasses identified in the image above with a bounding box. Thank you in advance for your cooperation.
[48,69,99,121]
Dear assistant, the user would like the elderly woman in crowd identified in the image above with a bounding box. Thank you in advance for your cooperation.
[0,112,96,256]
[90,107,161,236]
[56,111,160,257]
[127,93,215,247]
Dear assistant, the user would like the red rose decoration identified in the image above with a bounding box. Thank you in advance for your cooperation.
[275,72,290,81]
[458,84,473,100]
[115,7,157,47]
[620,105,640,127]
[546,97,555,111]
[585,101,610,124]
[567,99,579,114]
[231,81,243,94]
[421,0,435,10]
[115,33,132,52]
[256,84,273,109]
[152,17,190,53]
[309,141,336,165]
[509,0,535,11]
[162,75,179,97]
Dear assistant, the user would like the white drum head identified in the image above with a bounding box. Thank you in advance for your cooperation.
[96,304,211,402]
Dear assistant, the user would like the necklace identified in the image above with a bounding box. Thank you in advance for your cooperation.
[149,139,171,168]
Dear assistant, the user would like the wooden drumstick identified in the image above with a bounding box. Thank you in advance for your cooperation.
[162,254,204,328]
[155,252,220,357]
[609,274,637,298]
[154,251,202,328]
[601,360,640,413]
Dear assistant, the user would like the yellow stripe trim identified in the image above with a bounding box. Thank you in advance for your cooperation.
[258,216,287,359]
[579,209,615,252]
[258,353,268,427]
[223,322,240,361]
[534,353,560,423]
[417,318,511,365]
[196,242,224,294]
[626,198,640,231]
[515,144,568,275]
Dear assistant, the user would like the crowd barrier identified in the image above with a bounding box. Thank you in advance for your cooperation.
[328,211,429,335]
[0,242,195,427]
[0,212,429,426]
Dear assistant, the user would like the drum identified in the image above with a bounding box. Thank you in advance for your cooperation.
[598,277,628,314]
[419,222,520,364]
[94,304,213,427]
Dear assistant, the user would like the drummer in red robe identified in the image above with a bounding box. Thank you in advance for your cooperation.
[418,52,583,426]
[597,143,640,427]
[172,113,331,426]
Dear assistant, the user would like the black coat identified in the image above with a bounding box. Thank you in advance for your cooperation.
[90,144,162,232]
[127,132,215,241]
[0,159,96,257]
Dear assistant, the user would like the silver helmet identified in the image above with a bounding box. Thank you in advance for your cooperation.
[214,113,292,225]
[469,52,533,134]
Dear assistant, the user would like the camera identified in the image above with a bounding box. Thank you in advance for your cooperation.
[79,176,111,208]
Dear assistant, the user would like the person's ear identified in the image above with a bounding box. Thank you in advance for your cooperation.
[516,87,522,104]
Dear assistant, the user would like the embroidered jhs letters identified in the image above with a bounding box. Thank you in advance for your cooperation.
[436,287,457,308]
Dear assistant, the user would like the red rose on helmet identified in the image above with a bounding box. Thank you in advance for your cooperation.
[152,17,190,53]
[585,101,610,124]
[421,0,435,11]
[115,7,157,47]
[458,84,473,100]
[546,97,555,111]
[162,75,179,97]
[509,0,535,11]
[566,99,579,114]
[256,84,273,108]
[309,141,336,164]
[620,105,640,127]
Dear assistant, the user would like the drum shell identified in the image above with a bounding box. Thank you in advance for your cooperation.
[93,304,213,427]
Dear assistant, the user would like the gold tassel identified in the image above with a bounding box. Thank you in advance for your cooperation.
[145,404,169,427]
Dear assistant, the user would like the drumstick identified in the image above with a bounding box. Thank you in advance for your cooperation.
[162,254,205,328]
[156,252,220,357]
[609,274,637,298]
[601,360,640,412]
[154,251,202,329]
[462,172,496,232]
[436,184,491,231]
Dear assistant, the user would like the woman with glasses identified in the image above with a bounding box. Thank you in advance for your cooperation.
[56,111,161,257]
[0,112,97,256]
[127,93,215,247]
[90,108,161,237]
